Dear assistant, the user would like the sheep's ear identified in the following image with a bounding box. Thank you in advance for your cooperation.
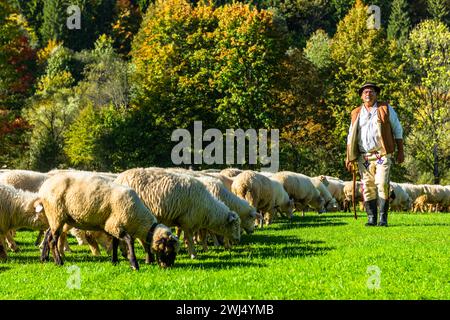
[34,201,44,213]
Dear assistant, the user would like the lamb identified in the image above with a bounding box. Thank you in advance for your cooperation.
[114,169,241,258]
[311,176,340,212]
[0,184,49,261]
[35,172,179,270]
[271,171,325,215]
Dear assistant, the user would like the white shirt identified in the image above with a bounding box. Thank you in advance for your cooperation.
[347,102,403,153]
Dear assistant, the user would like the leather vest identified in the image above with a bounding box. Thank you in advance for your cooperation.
[346,102,396,162]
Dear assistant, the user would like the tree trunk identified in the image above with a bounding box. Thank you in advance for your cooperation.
[433,143,440,184]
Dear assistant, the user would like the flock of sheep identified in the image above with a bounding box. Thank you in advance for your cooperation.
[0,167,449,270]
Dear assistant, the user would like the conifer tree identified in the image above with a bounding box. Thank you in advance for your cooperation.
[387,0,411,43]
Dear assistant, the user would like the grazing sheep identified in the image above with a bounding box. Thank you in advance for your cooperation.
[35,172,179,270]
[265,177,295,224]
[195,176,257,234]
[220,168,243,178]
[231,171,275,226]
[389,182,413,212]
[0,184,49,261]
[271,171,325,215]
[47,169,118,181]
[324,177,345,208]
[343,181,364,212]
[311,176,340,212]
[115,169,241,259]
[412,194,430,213]
[0,170,49,192]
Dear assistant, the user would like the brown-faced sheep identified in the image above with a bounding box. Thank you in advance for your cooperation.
[35,172,179,270]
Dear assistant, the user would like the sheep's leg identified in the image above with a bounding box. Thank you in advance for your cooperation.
[122,233,139,271]
[57,232,68,258]
[184,230,197,259]
[198,230,209,252]
[49,229,63,266]
[0,234,7,262]
[111,237,119,265]
[40,228,51,262]
[140,237,154,264]
[34,230,44,247]
[5,230,18,252]
[85,233,101,256]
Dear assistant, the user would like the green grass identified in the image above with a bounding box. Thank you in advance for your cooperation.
[1,211,449,299]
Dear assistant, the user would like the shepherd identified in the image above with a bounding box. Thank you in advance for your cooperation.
[345,82,404,227]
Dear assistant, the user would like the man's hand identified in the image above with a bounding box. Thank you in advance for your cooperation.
[345,160,354,172]
[396,149,404,164]
[395,139,404,164]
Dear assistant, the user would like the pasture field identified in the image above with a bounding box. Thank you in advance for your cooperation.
[0,211,449,300]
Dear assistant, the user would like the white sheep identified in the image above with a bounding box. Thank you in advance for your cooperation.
[194,175,257,234]
[0,170,49,192]
[0,184,49,261]
[311,176,340,212]
[231,171,275,226]
[220,168,243,178]
[271,171,325,215]
[35,172,179,270]
[114,169,241,259]
[389,182,413,211]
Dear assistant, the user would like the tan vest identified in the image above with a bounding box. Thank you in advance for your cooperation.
[346,102,396,162]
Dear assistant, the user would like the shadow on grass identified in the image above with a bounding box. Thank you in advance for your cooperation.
[268,215,348,230]
[174,233,335,267]
[0,266,11,273]
[388,223,450,227]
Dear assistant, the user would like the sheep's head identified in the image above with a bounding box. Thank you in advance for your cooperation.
[241,208,257,234]
[275,198,295,219]
[325,198,340,212]
[32,200,49,228]
[150,224,179,268]
[226,211,241,244]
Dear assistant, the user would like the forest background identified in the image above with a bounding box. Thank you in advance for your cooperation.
[0,0,449,184]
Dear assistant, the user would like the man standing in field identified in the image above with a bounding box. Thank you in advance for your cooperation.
[345,82,404,227]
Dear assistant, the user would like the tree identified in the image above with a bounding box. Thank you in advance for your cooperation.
[0,1,37,110]
[402,20,450,184]
[304,29,332,72]
[387,0,411,44]
[40,0,115,51]
[427,0,449,22]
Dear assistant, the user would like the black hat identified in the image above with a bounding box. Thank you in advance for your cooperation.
[358,82,381,95]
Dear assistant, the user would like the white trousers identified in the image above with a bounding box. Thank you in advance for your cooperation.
[358,152,392,202]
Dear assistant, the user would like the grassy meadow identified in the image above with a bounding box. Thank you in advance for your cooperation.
[0,211,449,300]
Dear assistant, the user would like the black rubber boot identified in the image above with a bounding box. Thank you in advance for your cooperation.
[378,198,389,227]
[365,199,378,226]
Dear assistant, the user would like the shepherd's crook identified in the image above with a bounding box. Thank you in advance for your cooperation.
[352,163,358,220]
